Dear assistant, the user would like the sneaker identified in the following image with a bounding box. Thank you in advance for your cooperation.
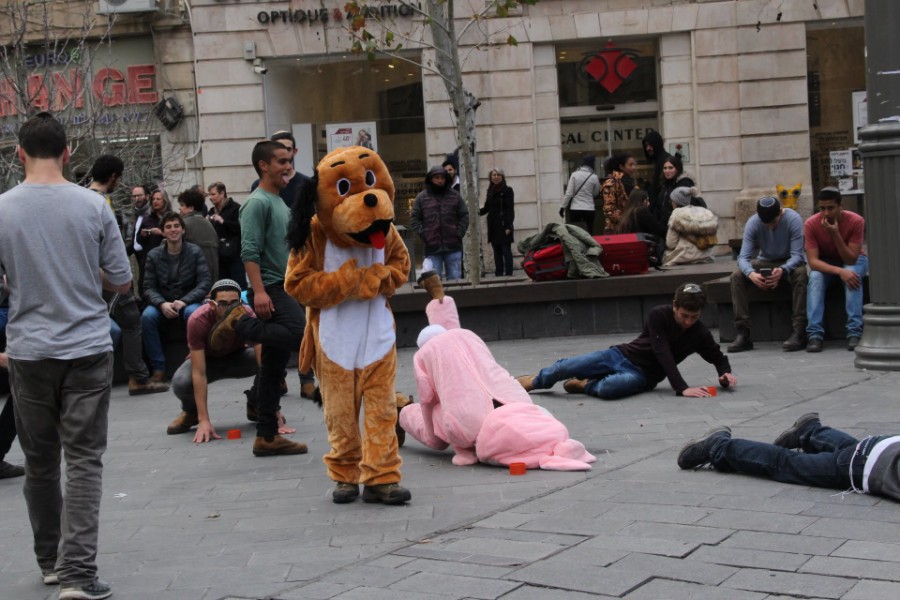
[806,338,823,353]
[0,460,25,479]
[207,303,248,352]
[128,376,169,396]
[58,578,112,600]
[773,412,820,449]
[166,411,199,435]
[41,569,58,585]
[516,375,535,392]
[677,426,731,470]
[332,482,360,504]
[362,483,411,505]
[847,336,861,351]
[563,378,588,394]
[252,435,308,457]
[300,381,317,399]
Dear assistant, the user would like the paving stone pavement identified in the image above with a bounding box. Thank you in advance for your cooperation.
[2,331,900,599]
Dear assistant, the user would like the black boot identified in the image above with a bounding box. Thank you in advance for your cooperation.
[782,328,807,352]
[727,328,754,353]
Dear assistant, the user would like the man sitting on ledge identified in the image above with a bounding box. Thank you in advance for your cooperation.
[141,212,211,381]
[517,283,736,399]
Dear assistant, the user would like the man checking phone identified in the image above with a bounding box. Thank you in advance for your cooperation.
[804,187,868,352]
[728,196,808,353]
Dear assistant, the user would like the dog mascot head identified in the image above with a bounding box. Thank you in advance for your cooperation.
[776,183,802,210]
[288,145,396,251]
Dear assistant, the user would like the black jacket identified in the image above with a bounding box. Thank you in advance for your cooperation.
[479,184,515,245]
[208,197,241,242]
[143,242,211,307]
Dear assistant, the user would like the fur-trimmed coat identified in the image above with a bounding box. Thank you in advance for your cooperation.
[663,206,718,266]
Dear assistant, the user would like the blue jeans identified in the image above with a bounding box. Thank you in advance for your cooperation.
[533,347,650,400]
[806,254,868,339]
[109,319,121,349]
[140,303,201,372]
[428,251,463,280]
[710,420,861,489]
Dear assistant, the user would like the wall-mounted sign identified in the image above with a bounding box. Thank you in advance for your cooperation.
[579,42,640,94]
[257,3,420,26]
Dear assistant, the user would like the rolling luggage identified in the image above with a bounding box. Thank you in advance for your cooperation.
[593,233,650,276]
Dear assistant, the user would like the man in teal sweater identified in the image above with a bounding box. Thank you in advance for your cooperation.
[231,140,309,457]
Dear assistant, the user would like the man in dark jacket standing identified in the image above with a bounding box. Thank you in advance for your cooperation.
[207,181,245,287]
[141,212,212,380]
[410,166,469,280]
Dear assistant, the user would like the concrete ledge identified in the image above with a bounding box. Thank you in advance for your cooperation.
[392,262,737,348]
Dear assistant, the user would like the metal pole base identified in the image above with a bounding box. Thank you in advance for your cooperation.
[854,303,900,370]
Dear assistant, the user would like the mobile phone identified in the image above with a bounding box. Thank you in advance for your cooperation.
[758,268,773,278]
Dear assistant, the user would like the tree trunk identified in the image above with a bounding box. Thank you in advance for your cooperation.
[427,0,481,285]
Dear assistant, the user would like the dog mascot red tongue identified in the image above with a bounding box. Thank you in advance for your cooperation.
[369,230,386,250]
[284,146,412,504]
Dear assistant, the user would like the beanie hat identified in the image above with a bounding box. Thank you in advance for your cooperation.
[582,154,596,170]
[210,278,242,298]
[756,196,781,224]
[818,187,842,202]
[671,187,695,207]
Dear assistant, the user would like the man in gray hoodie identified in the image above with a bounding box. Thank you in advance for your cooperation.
[678,413,900,501]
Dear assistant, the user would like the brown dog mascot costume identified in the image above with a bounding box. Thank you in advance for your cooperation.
[285,146,411,505]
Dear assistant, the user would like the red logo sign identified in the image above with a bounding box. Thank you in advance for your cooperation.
[582,42,638,94]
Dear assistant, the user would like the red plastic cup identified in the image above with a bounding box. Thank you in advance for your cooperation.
[707,386,718,397]
[509,462,527,475]
[226,429,241,440]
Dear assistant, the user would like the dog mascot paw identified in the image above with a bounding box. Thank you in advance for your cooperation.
[285,146,410,493]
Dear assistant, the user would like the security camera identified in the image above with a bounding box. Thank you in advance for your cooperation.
[252,58,268,75]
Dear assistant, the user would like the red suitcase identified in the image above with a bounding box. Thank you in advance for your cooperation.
[593,233,650,276]
[523,242,568,281]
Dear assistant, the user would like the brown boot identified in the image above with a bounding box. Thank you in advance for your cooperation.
[417,270,445,302]
[516,375,535,392]
[167,411,199,435]
[208,303,248,353]
[128,376,169,396]
[362,483,411,505]
[252,435,308,457]
[395,393,413,447]
[563,378,588,394]
[150,370,168,383]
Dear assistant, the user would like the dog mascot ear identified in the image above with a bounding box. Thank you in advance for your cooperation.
[287,171,318,252]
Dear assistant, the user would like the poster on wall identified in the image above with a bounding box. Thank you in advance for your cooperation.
[852,91,867,144]
[326,122,377,152]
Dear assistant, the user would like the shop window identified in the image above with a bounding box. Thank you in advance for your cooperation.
[807,24,865,208]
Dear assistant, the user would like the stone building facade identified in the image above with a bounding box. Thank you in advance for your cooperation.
[3,0,868,251]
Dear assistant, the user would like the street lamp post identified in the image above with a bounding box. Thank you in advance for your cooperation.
[855,0,900,370]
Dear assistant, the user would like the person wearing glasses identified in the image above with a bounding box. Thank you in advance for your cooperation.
[166,279,293,443]
[517,283,736,399]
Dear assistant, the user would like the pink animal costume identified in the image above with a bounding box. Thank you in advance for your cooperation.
[400,297,596,470]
